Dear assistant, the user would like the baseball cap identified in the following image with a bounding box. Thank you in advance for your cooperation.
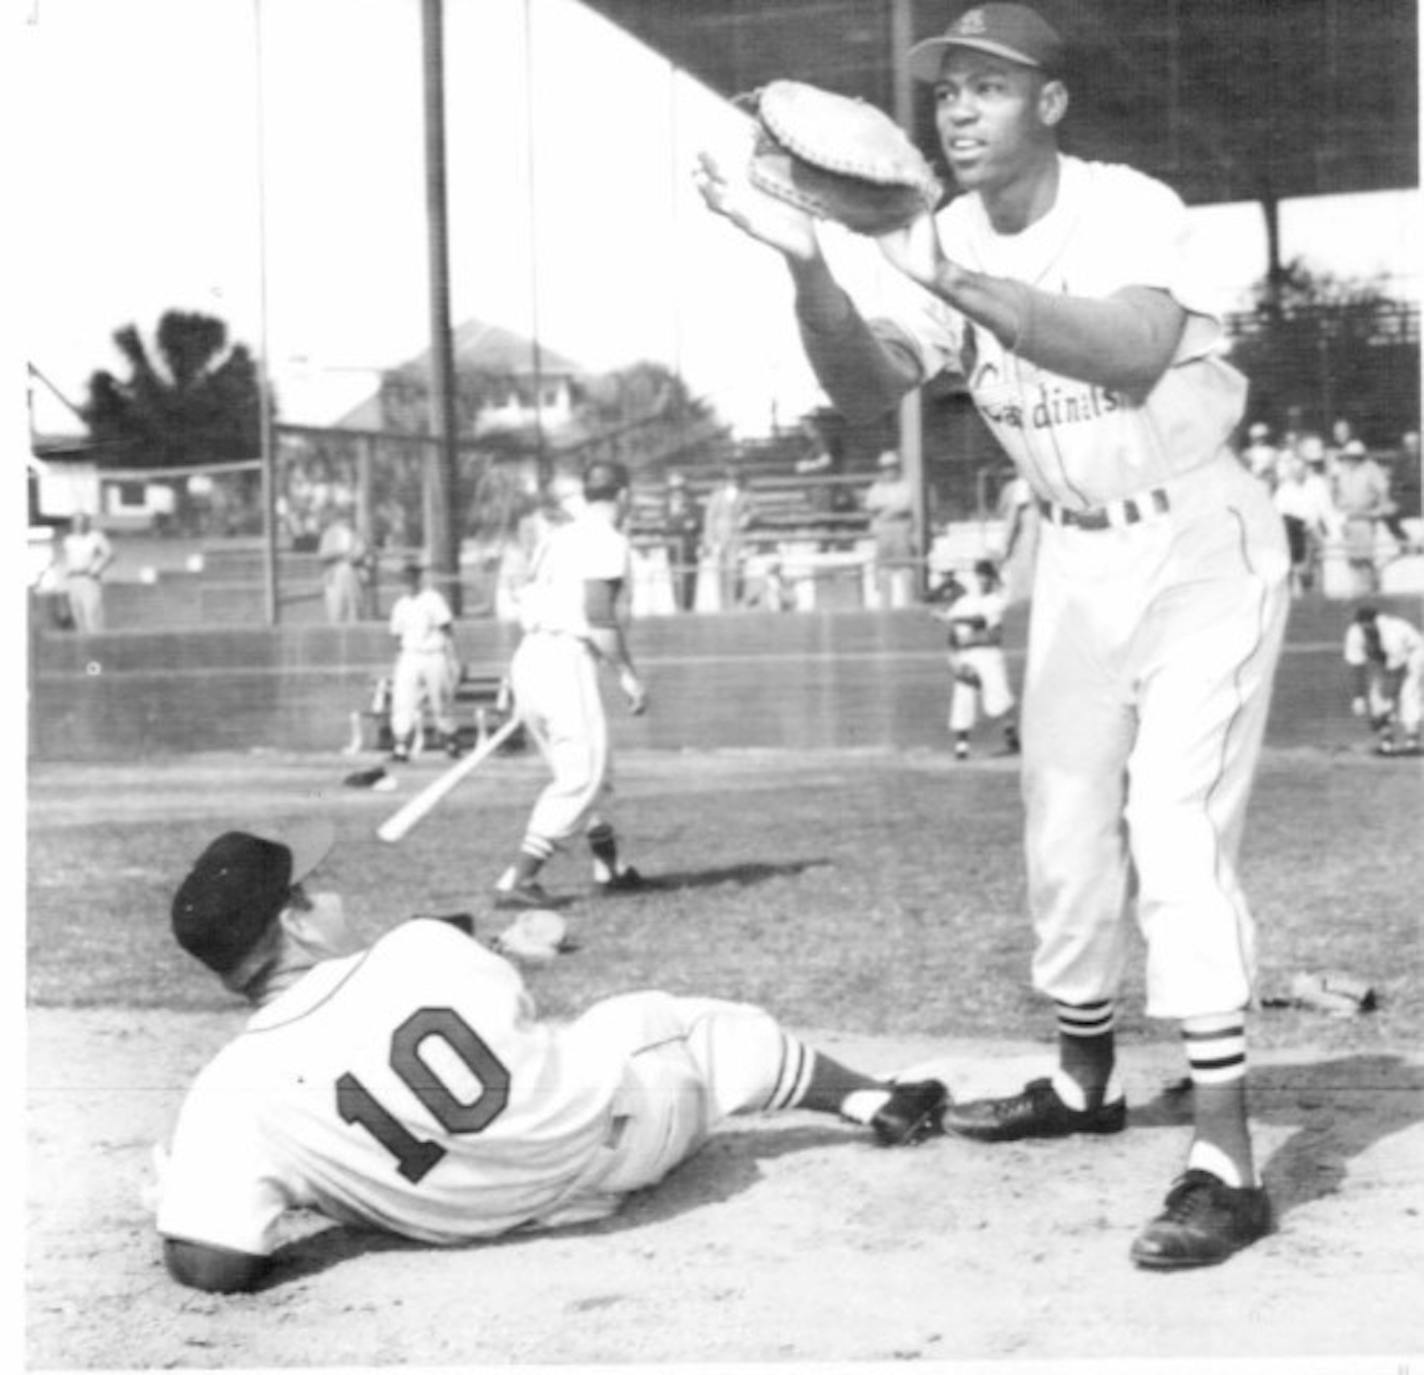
[908,4,1066,81]
[171,818,335,975]
[1341,440,1367,458]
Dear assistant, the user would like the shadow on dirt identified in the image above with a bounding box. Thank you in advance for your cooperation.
[1129,1052,1424,1218]
[260,1120,853,1289]
[613,859,832,893]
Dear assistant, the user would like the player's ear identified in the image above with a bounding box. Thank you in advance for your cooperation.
[1038,78,1068,128]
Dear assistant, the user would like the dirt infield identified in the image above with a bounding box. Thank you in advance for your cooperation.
[27,1010,1424,1368]
[24,745,1424,1369]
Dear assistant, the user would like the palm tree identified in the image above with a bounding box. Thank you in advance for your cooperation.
[82,310,266,469]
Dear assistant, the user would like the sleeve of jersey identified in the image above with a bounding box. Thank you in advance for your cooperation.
[157,1078,292,1256]
[1086,165,1228,365]
[816,219,965,383]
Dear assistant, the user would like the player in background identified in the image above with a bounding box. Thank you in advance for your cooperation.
[494,460,648,909]
[387,560,461,762]
[932,558,1020,760]
[152,820,952,1293]
[1344,605,1422,756]
[698,2,1289,1268]
[61,511,114,633]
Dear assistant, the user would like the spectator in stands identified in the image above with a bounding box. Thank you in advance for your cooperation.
[318,507,371,623]
[701,466,754,611]
[864,450,917,607]
[1332,439,1391,594]
[1325,417,1358,479]
[1381,429,1422,554]
[661,472,702,612]
[1240,422,1279,490]
[62,512,114,634]
[1272,449,1338,597]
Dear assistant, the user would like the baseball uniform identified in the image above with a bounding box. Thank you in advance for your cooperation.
[941,582,1015,736]
[508,505,632,855]
[61,520,113,633]
[847,153,1291,1020]
[1344,611,1423,742]
[388,583,458,750]
[157,918,819,1253]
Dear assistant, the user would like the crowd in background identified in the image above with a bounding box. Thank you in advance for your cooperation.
[1236,416,1422,596]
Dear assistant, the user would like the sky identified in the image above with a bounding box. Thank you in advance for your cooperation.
[17,0,1423,443]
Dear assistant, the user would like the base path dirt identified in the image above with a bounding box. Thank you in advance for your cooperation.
[26,1008,1424,1369]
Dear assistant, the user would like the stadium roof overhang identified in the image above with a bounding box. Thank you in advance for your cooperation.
[585,0,1419,209]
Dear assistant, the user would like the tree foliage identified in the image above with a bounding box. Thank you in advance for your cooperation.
[1226,260,1420,442]
[82,310,266,468]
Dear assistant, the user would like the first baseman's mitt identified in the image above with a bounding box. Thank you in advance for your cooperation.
[492,909,575,966]
[737,80,941,236]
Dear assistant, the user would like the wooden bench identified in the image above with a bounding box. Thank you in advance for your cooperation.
[346,667,526,757]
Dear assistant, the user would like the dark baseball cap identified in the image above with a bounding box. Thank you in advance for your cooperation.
[171,819,335,975]
[908,4,1066,81]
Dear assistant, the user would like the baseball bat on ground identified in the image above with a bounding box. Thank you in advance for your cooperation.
[376,715,522,843]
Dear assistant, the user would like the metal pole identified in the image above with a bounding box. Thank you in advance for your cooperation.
[421,0,461,613]
[890,0,926,597]
[523,0,548,486]
[252,0,278,625]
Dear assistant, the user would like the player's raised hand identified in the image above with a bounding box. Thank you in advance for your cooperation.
[695,150,820,264]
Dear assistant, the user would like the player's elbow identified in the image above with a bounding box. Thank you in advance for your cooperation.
[163,1237,268,1293]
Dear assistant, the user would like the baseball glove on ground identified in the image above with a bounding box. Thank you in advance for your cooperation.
[492,909,576,966]
[738,79,941,236]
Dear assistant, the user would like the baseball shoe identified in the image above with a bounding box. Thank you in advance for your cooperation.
[943,1076,1126,1142]
[870,1079,950,1146]
[1130,1169,1273,1270]
[594,866,647,895]
[492,880,554,912]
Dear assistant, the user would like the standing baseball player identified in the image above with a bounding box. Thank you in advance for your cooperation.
[153,819,951,1292]
[61,511,114,633]
[932,558,1020,760]
[494,459,648,909]
[698,2,1289,1267]
[1344,605,1422,755]
[387,560,462,762]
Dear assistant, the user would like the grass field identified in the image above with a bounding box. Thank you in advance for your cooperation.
[26,740,1423,1050]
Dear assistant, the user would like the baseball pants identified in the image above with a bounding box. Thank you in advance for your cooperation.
[509,630,613,845]
[948,647,1015,731]
[391,649,456,741]
[1022,458,1290,1020]
[1368,655,1422,733]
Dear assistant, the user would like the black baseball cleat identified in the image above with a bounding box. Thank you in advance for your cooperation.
[594,866,647,894]
[871,1079,950,1146]
[1130,1169,1273,1270]
[943,1076,1126,1142]
[492,880,554,912]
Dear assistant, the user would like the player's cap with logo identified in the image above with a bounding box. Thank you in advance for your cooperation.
[908,4,1066,81]
[171,818,336,975]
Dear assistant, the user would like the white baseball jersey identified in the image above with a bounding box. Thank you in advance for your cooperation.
[158,921,809,1254]
[517,509,632,641]
[390,588,453,653]
[842,152,1290,1019]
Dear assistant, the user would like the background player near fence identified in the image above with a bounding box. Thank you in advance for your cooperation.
[61,511,114,633]
[153,819,952,1293]
[697,1,1290,1269]
[493,460,648,910]
[1344,605,1423,756]
[931,558,1020,760]
[387,560,461,763]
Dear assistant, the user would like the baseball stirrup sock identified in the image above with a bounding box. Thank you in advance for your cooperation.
[765,1033,816,1111]
[1182,1013,1254,1188]
[1053,999,1117,1107]
[586,822,621,881]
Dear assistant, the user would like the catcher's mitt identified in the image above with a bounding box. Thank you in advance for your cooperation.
[492,909,576,967]
[738,79,941,236]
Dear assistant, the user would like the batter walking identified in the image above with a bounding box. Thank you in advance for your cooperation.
[154,820,951,1292]
[387,560,461,762]
[699,1,1289,1268]
[495,460,648,909]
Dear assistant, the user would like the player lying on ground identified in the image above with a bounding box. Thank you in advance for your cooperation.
[153,820,951,1293]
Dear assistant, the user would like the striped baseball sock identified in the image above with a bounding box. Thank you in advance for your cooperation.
[1052,998,1119,1109]
[586,822,622,882]
[497,834,554,891]
[761,1032,827,1112]
[1181,1013,1256,1188]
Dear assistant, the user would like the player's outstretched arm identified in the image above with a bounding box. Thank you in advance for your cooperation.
[163,1237,268,1293]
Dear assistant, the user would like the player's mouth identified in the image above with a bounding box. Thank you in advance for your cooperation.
[944,137,987,165]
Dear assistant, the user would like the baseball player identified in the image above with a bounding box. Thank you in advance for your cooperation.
[61,512,114,633]
[698,2,1289,1268]
[387,560,461,762]
[153,820,952,1292]
[1344,605,1422,755]
[931,558,1020,760]
[494,459,648,909]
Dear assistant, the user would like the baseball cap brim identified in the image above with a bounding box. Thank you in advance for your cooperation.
[260,817,336,885]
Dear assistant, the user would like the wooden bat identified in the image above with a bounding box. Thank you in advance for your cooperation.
[376,715,522,843]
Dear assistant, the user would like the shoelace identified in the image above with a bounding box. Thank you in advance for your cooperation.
[1159,1173,1218,1224]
